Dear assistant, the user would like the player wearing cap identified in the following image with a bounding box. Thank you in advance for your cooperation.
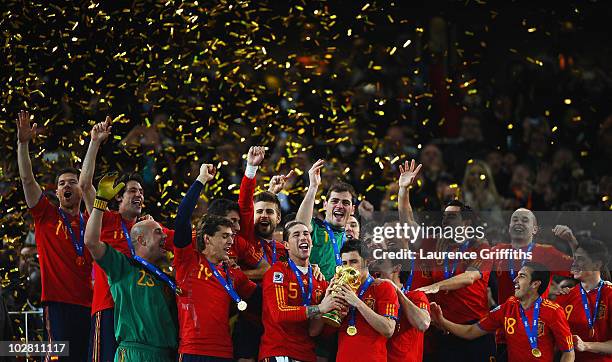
[84,174,178,362]
[17,110,93,362]
[431,262,574,362]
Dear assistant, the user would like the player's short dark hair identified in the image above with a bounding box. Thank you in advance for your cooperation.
[524,262,550,295]
[55,167,79,185]
[577,237,609,270]
[340,238,368,259]
[254,191,281,214]
[326,181,356,202]
[207,199,240,218]
[283,220,308,242]
[444,199,479,226]
[196,215,234,251]
[117,173,144,195]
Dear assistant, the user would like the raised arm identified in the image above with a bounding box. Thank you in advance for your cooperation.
[398,159,422,227]
[16,110,42,208]
[295,159,325,229]
[174,164,216,249]
[79,117,112,213]
[238,146,265,239]
[267,170,295,195]
[394,287,430,332]
[85,174,125,260]
[416,270,482,294]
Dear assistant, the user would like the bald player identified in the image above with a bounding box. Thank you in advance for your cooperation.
[84,174,178,362]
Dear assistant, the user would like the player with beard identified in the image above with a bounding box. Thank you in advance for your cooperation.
[491,208,574,361]
[416,200,495,362]
[431,262,575,362]
[259,221,340,362]
[229,146,287,361]
[555,238,612,361]
[296,159,355,281]
[79,118,176,362]
[17,110,92,362]
[84,174,178,362]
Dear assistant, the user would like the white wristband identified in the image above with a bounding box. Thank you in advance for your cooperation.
[245,164,258,179]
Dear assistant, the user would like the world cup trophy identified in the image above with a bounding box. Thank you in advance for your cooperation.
[322,265,361,327]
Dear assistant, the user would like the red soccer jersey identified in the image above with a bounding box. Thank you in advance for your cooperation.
[91,211,175,315]
[337,278,399,362]
[259,261,329,362]
[228,234,263,269]
[478,297,574,362]
[421,238,492,323]
[29,196,93,307]
[556,283,612,362]
[493,242,573,304]
[238,175,288,265]
[174,240,256,357]
[387,290,429,362]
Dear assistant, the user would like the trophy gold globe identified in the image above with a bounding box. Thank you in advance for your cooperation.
[322,265,361,327]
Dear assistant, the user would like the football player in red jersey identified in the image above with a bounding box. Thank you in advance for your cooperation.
[431,262,575,362]
[17,109,92,362]
[172,164,258,361]
[259,220,341,362]
[491,208,575,360]
[334,239,399,362]
[375,254,430,362]
[416,200,495,362]
[80,117,176,362]
[556,237,612,361]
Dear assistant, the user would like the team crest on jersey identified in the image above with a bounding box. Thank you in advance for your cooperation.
[597,304,607,320]
[537,321,545,337]
[273,272,284,284]
[314,289,324,303]
[364,296,376,310]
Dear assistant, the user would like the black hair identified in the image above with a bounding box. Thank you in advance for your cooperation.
[340,238,367,259]
[207,199,240,218]
[254,191,281,214]
[117,173,144,195]
[444,199,479,226]
[283,220,309,242]
[577,237,609,271]
[196,215,234,251]
[326,181,356,202]
[524,262,550,296]
[55,167,79,185]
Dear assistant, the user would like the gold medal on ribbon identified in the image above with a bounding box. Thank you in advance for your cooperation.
[238,300,248,311]
[346,326,357,336]
[531,348,541,358]
[590,328,595,338]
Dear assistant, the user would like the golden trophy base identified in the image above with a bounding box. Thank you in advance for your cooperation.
[322,310,342,328]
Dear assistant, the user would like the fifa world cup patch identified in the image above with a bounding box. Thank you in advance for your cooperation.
[273,272,284,284]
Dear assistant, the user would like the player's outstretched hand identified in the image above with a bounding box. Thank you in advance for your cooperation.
[97,173,125,201]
